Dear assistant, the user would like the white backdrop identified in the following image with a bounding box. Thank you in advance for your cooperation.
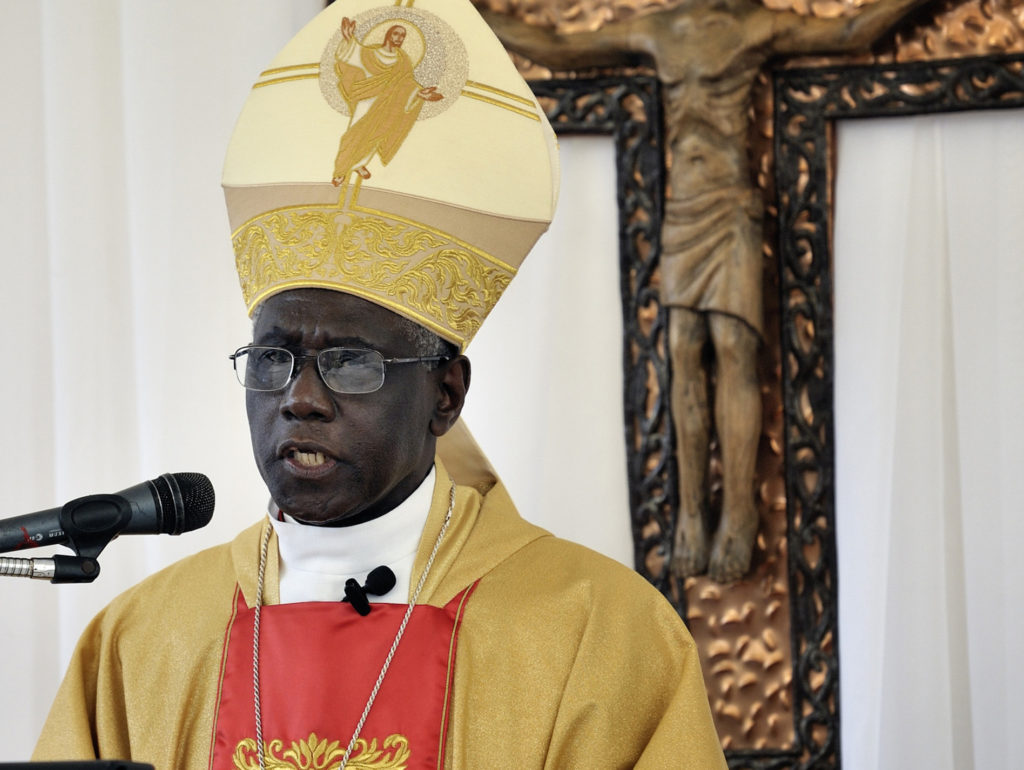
[835,110,1024,769]
[0,1,628,760]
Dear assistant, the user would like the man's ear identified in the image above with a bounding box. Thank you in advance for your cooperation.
[430,355,471,437]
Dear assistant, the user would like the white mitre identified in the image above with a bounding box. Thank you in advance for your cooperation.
[223,0,560,351]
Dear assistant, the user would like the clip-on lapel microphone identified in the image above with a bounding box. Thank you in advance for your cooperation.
[342,565,397,616]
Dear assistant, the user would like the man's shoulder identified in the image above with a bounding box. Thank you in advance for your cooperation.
[490,531,682,623]
[126,535,235,594]
[464,530,698,681]
[465,479,674,615]
[524,535,660,589]
[97,521,259,629]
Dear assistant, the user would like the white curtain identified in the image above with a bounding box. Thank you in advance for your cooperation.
[0,2,628,759]
[835,110,1024,769]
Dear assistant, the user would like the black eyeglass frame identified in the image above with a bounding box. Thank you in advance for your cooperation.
[228,345,450,395]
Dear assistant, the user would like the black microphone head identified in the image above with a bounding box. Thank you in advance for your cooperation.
[152,472,215,535]
[343,578,372,616]
[364,565,397,596]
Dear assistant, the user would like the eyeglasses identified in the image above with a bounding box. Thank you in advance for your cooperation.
[229,345,449,395]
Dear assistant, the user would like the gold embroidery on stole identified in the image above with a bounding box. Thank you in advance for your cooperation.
[233,732,411,770]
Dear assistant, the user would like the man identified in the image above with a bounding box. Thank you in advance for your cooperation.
[34,1,727,767]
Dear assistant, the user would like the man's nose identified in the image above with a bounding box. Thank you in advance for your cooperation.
[280,359,336,420]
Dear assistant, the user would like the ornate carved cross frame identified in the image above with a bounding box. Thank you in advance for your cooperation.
[532,51,1024,768]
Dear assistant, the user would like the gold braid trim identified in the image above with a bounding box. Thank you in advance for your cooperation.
[233,205,515,347]
[233,732,410,769]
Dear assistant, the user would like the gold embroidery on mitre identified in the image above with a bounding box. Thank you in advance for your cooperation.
[261,63,319,78]
[463,80,535,108]
[461,80,542,122]
[233,205,515,346]
[232,732,411,770]
[253,72,321,90]
[459,89,541,122]
[319,6,468,188]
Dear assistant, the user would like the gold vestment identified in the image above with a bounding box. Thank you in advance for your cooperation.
[34,459,727,769]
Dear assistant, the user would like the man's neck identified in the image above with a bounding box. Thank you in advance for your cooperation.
[268,466,437,604]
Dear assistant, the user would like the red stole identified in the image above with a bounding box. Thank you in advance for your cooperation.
[210,584,475,770]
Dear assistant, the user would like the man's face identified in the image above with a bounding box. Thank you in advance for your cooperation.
[387,26,406,48]
[245,289,447,526]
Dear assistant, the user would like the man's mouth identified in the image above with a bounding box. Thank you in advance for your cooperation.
[289,449,327,468]
[280,444,339,477]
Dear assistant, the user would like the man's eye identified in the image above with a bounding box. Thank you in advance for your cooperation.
[256,349,291,365]
[324,349,369,367]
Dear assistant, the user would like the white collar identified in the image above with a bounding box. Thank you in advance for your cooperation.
[267,466,435,604]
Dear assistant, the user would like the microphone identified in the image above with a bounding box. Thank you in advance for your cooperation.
[343,565,397,616]
[0,472,215,556]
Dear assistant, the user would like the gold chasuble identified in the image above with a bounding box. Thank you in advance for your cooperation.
[34,458,727,768]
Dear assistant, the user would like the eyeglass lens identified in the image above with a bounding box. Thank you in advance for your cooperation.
[234,347,386,394]
[319,348,385,393]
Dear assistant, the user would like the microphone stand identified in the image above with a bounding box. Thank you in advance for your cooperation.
[0,494,132,583]
[0,554,101,582]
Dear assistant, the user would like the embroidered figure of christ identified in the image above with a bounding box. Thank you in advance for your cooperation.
[331,17,443,186]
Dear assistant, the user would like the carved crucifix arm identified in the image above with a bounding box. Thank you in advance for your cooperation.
[769,0,934,56]
[477,7,648,70]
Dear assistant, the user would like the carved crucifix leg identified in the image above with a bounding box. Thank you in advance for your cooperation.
[670,309,760,582]
[668,307,712,579]
[707,312,761,583]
